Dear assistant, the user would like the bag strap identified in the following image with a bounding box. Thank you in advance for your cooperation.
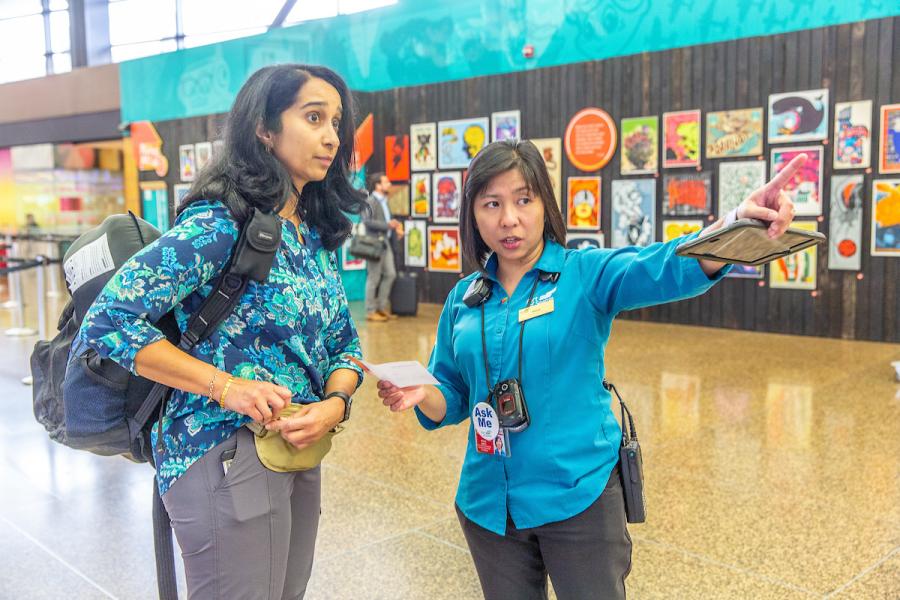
[602,379,638,445]
[128,209,282,456]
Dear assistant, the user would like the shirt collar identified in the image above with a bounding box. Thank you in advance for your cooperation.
[483,238,565,283]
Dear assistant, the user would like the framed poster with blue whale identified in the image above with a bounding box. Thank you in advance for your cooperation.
[768,89,829,144]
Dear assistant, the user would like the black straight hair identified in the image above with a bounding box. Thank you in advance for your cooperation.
[459,139,567,269]
[179,63,366,251]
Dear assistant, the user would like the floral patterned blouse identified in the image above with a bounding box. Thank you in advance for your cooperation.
[78,200,363,495]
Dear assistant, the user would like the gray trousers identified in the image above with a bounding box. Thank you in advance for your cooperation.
[365,242,396,313]
[161,428,321,600]
[457,467,632,600]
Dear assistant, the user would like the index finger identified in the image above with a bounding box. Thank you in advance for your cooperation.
[766,153,807,193]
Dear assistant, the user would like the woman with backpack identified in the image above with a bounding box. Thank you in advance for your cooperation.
[79,64,366,599]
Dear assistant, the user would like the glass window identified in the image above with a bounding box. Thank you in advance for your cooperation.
[285,0,338,23]
[0,0,41,20]
[0,13,46,83]
[181,0,284,36]
[49,0,69,9]
[51,52,72,75]
[108,0,176,46]
[49,9,70,53]
[337,0,396,14]
[183,28,267,49]
[110,39,178,62]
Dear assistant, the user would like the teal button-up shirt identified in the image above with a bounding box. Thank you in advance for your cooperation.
[417,236,729,535]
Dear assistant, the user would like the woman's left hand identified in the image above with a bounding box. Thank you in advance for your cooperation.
[738,153,807,238]
[264,399,343,450]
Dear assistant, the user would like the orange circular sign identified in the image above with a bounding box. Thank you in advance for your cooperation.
[564,108,617,172]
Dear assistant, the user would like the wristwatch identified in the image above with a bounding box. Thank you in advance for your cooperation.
[325,390,353,422]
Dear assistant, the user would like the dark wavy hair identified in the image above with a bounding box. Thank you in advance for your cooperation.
[459,139,566,269]
[179,64,366,251]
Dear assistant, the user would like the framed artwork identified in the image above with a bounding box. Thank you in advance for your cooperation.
[428,226,461,272]
[872,179,900,256]
[385,135,410,181]
[611,178,656,248]
[387,184,409,217]
[769,221,818,289]
[833,101,872,170]
[663,172,711,216]
[662,219,704,242]
[565,233,605,249]
[828,175,864,270]
[768,89,829,143]
[410,173,431,218]
[194,141,212,173]
[620,116,658,175]
[140,181,169,231]
[726,264,764,279]
[770,146,823,216]
[173,183,191,209]
[410,122,437,171]
[341,237,365,271]
[438,117,488,169]
[564,108,617,172]
[530,138,562,207]
[432,171,462,223]
[566,176,601,230]
[879,104,900,174]
[706,108,763,158]
[491,110,521,142]
[178,144,196,182]
[718,160,766,215]
[404,220,427,268]
[662,109,701,168]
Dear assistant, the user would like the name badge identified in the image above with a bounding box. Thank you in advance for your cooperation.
[518,298,554,323]
[472,402,510,457]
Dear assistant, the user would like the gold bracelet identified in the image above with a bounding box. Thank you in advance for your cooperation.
[207,370,218,403]
[219,376,235,410]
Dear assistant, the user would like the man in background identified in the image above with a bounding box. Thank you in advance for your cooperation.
[365,172,403,322]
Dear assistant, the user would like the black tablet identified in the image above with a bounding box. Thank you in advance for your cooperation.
[674,219,826,266]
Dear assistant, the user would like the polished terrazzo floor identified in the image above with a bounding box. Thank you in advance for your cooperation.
[0,265,898,599]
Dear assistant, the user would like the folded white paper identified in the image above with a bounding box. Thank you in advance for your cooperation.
[355,359,439,388]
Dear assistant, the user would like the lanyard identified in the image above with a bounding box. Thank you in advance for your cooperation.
[479,274,541,400]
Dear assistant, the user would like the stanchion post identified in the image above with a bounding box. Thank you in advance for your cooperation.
[36,255,48,341]
[5,260,37,337]
[1,240,20,309]
[46,240,62,298]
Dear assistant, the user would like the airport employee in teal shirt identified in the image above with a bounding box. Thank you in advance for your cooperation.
[378,140,805,600]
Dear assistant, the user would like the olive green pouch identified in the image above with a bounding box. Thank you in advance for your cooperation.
[245,404,342,472]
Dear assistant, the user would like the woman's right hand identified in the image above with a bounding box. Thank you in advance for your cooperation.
[377,380,426,412]
[221,378,293,423]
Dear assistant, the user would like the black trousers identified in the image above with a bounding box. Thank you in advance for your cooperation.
[457,468,632,600]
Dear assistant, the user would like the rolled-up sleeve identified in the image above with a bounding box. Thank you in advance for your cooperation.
[78,202,239,374]
[580,233,731,315]
[416,288,469,430]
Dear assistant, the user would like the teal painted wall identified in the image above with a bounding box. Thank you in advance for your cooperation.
[120,0,900,123]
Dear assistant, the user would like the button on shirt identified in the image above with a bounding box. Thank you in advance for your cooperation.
[79,200,363,495]
[416,237,729,535]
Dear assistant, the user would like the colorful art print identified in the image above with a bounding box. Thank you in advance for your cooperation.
[410,173,431,217]
[770,146,823,216]
[387,184,410,217]
[565,233,604,249]
[341,237,365,271]
[725,264,764,279]
[768,89,829,144]
[828,175,864,270]
[769,221,818,289]
[194,141,212,173]
[662,219,704,242]
[718,160,766,215]
[179,144,196,182]
[872,179,900,257]
[611,178,656,248]
[620,116,658,175]
[428,226,461,272]
[385,135,410,182]
[530,138,562,208]
[173,183,191,208]
[564,108,617,172]
[404,220,427,267]
[663,172,711,216]
[879,104,900,174]
[705,108,763,158]
[438,117,488,169]
[566,177,601,230]
[410,122,437,171]
[662,110,701,168]
[491,110,521,142]
[833,101,872,170]
[432,171,462,223]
